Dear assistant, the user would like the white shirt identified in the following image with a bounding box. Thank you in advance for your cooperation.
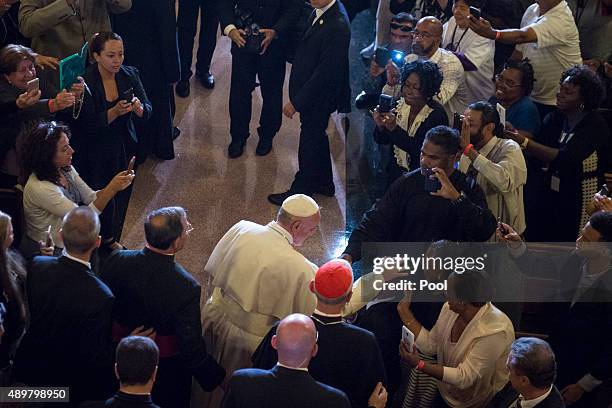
[517,1,582,106]
[277,362,308,372]
[416,302,515,408]
[459,136,527,236]
[515,385,553,408]
[442,18,495,104]
[23,167,100,247]
[314,0,336,24]
[62,249,92,270]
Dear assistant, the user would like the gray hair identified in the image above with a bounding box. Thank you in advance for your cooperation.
[509,337,557,389]
[62,206,101,254]
[144,207,186,250]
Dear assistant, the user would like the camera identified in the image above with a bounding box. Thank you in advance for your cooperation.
[453,112,463,130]
[374,46,390,67]
[390,50,406,68]
[236,8,264,53]
[377,94,395,113]
[469,6,481,19]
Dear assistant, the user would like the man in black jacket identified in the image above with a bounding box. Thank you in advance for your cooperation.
[222,313,352,408]
[220,0,302,158]
[488,337,565,408]
[341,125,497,265]
[101,207,225,408]
[268,0,351,205]
[13,207,117,406]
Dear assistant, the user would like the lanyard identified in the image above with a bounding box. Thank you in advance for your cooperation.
[447,24,469,52]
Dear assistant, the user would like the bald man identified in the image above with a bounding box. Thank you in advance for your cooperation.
[14,206,116,405]
[222,314,350,408]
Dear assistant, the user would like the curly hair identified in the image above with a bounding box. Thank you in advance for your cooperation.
[503,58,535,97]
[560,65,606,111]
[18,121,71,185]
[400,60,444,103]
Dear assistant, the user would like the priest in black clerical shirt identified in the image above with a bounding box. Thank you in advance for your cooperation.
[252,260,388,408]
[342,125,497,264]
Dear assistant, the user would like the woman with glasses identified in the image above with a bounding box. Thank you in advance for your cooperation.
[489,59,540,141]
[505,65,610,242]
[398,269,514,408]
[373,60,448,186]
[18,121,134,258]
[0,44,83,189]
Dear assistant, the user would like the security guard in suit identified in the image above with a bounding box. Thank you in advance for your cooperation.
[219,0,303,158]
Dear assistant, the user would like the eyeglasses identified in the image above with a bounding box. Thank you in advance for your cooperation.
[390,22,414,33]
[495,74,521,88]
[413,30,435,39]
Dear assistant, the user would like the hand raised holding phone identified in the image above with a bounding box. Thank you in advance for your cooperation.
[38,225,55,256]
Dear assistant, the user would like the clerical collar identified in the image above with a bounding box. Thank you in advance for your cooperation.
[312,311,343,325]
[267,221,294,245]
[62,249,91,270]
[277,362,308,372]
[313,309,342,318]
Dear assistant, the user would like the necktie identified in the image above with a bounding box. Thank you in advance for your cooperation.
[307,10,316,26]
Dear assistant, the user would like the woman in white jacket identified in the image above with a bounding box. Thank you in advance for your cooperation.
[398,270,515,408]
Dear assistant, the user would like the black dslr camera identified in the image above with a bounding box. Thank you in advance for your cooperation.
[236,8,264,53]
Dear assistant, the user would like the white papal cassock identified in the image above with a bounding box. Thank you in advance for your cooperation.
[195,220,374,407]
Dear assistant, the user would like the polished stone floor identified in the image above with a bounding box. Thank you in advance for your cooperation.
[118,8,380,295]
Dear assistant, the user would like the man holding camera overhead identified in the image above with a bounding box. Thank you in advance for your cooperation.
[219,0,302,159]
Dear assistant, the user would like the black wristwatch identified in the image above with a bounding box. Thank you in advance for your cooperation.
[452,191,466,205]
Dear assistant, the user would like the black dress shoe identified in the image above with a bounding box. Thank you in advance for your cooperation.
[268,190,311,206]
[175,80,190,98]
[199,72,215,89]
[172,126,181,141]
[255,137,273,156]
[228,141,246,158]
[313,184,335,197]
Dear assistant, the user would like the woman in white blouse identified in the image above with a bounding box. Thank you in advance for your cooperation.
[19,121,134,258]
[398,270,515,408]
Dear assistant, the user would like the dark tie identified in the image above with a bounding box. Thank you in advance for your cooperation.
[307,10,316,26]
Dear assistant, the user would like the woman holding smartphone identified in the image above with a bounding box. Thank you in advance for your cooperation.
[0,44,82,189]
[74,32,151,250]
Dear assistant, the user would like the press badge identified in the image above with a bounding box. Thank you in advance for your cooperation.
[551,175,560,192]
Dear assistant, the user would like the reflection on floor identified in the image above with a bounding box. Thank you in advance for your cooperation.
[119,34,354,298]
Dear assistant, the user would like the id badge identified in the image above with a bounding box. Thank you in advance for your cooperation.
[551,175,560,192]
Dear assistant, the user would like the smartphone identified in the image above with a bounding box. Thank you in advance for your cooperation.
[45,225,53,248]
[122,87,134,103]
[423,168,442,192]
[127,156,136,173]
[390,49,406,67]
[402,325,415,352]
[26,78,40,94]
[469,6,481,19]
[373,46,390,67]
[498,217,509,235]
[600,184,610,197]
[377,94,394,113]
[453,113,463,131]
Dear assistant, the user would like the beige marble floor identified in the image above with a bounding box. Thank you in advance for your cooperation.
[119,35,347,296]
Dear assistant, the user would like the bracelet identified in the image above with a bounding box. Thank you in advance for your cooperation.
[463,143,474,156]
[416,360,426,371]
[495,31,501,41]
[404,317,416,326]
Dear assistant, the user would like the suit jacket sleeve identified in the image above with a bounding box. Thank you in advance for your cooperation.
[272,0,302,38]
[129,67,152,121]
[78,292,115,367]
[173,284,225,391]
[455,182,497,241]
[218,0,236,33]
[291,19,350,112]
[153,0,180,84]
[18,0,74,39]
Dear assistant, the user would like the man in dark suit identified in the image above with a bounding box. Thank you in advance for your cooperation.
[489,337,565,408]
[101,206,225,408]
[219,0,302,158]
[113,0,181,161]
[222,313,351,408]
[268,0,351,205]
[175,0,218,97]
[81,336,162,408]
[13,207,117,405]
[500,211,612,407]
[252,259,388,408]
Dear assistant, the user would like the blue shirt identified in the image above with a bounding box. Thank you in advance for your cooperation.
[490,96,541,137]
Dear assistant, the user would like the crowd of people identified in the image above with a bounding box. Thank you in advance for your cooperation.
[0,0,611,407]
